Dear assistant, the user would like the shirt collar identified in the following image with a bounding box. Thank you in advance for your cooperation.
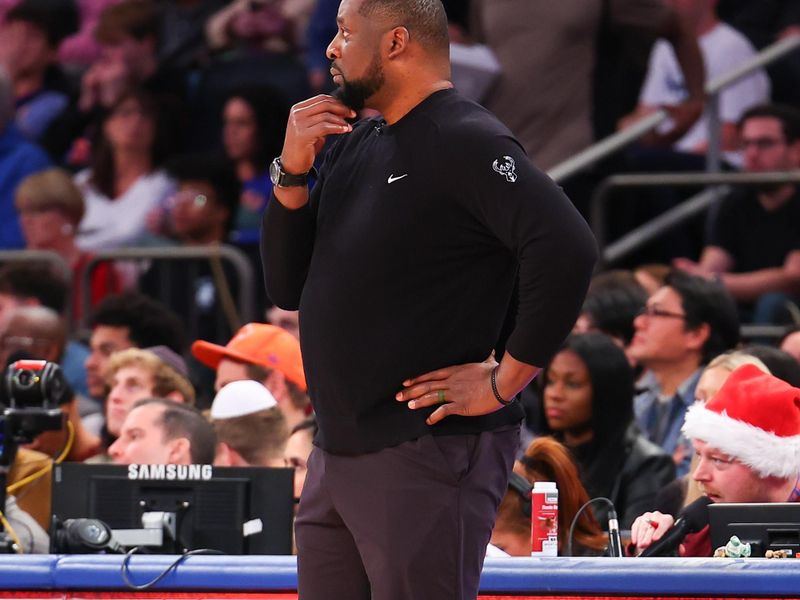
[637,368,703,406]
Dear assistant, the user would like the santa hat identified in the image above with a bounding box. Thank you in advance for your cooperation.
[682,364,800,479]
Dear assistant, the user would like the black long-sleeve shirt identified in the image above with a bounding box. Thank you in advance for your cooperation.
[262,89,596,454]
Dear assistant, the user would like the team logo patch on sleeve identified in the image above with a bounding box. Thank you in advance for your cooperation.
[492,156,517,182]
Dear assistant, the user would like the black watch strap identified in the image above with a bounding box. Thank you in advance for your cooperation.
[271,157,317,188]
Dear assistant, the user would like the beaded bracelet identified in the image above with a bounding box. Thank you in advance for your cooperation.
[491,365,513,406]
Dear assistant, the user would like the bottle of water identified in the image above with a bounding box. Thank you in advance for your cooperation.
[531,481,558,556]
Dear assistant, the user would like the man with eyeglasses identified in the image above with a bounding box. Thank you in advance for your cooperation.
[137,154,241,356]
[674,104,800,324]
[628,271,739,476]
[630,364,800,557]
[141,154,240,246]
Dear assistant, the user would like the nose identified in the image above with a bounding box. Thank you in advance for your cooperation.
[108,387,123,405]
[692,457,710,482]
[85,352,99,371]
[108,438,122,461]
[326,31,341,60]
[743,148,761,170]
[545,382,563,401]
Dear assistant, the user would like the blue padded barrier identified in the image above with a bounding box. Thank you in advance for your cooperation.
[0,555,798,594]
[479,557,800,595]
[53,555,298,590]
[0,555,56,588]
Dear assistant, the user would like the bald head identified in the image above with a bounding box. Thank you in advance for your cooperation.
[358,0,449,56]
[0,306,65,364]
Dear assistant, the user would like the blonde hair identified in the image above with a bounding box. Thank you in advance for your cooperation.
[105,348,195,405]
[706,351,771,375]
[15,168,85,226]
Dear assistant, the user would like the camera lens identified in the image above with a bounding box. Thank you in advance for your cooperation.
[15,370,34,387]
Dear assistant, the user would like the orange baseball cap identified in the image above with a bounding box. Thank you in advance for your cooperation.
[191,323,307,391]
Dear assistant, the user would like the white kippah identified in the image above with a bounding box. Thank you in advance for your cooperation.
[210,380,278,419]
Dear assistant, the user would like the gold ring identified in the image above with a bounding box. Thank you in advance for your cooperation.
[437,389,446,403]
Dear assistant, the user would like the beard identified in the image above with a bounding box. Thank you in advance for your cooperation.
[332,53,385,112]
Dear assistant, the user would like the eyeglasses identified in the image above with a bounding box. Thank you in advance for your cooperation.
[167,191,208,209]
[0,335,51,349]
[637,306,687,320]
[109,105,147,120]
[17,204,62,215]
[740,137,785,151]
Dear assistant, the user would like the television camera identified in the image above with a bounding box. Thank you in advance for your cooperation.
[0,359,67,552]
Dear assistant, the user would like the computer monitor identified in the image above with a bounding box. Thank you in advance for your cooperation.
[709,502,800,557]
[51,463,294,555]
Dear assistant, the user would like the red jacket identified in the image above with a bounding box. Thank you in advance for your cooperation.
[679,524,712,557]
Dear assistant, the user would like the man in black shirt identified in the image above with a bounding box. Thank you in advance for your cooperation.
[674,104,800,323]
[261,0,596,598]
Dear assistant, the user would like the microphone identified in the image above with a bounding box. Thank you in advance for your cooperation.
[607,508,623,557]
[639,496,712,557]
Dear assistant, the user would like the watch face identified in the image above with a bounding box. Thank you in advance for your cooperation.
[269,158,281,185]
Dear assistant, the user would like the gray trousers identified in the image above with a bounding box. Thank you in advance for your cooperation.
[295,425,519,600]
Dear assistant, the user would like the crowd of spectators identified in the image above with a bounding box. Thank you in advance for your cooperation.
[0,0,799,559]
[1,0,799,329]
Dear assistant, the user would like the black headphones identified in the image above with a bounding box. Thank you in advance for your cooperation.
[507,472,533,518]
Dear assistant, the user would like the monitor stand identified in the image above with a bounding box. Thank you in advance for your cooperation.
[113,511,178,550]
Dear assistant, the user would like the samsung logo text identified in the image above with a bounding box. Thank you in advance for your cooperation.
[127,464,213,481]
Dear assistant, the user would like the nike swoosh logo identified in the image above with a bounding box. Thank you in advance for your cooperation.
[387,173,408,184]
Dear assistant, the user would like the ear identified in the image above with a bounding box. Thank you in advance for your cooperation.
[265,369,288,405]
[167,437,192,464]
[386,26,410,59]
[165,390,185,403]
[228,447,248,466]
[216,442,248,466]
[685,322,711,353]
[213,442,232,466]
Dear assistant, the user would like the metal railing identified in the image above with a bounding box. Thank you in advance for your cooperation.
[590,171,800,267]
[80,245,257,341]
[740,324,792,341]
[547,34,800,184]
[0,249,71,279]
